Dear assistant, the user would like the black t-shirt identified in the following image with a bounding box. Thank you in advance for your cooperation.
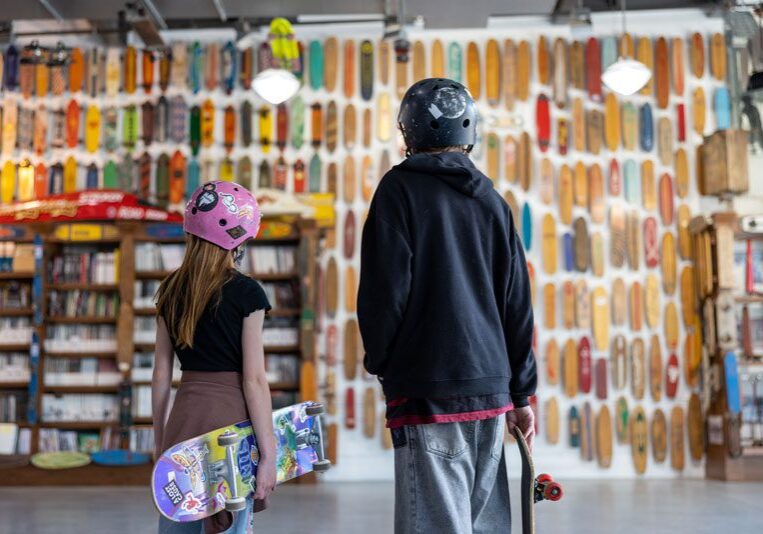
[171,271,271,372]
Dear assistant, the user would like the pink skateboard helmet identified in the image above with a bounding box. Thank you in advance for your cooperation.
[183,181,261,250]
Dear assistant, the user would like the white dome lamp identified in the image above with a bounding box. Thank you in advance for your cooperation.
[252,18,302,105]
[601,0,652,96]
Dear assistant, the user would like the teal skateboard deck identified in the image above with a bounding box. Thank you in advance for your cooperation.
[448,42,463,82]
[714,87,731,130]
[189,42,202,93]
[600,37,617,71]
[309,153,322,193]
[623,159,640,204]
[190,105,201,156]
[103,160,118,188]
[521,202,533,251]
[309,40,324,90]
[187,159,200,199]
[291,96,305,149]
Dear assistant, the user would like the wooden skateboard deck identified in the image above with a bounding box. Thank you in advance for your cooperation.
[345,387,356,429]
[563,338,578,398]
[588,164,605,224]
[637,37,653,96]
[537,36,550,86]
[343,40,356,98]
[545,338,560,385]
[630,406,648,474]
[343,210,356,259]
[411,40,425,84]
[65,99,80,149]
[651,408,668,463]
[34,162,48,197]
[552,38,568,108]
[84,105,101,153]
[569,406,581,448]
[674,148,689,198]
[200,100,215,148]
[585,37,602,102]
[344,265,357,313]
[624,159,639,204]
[124,46,137,94]
[609,207,625,269]
[205,43,220,91]
[664,301,679,351]
[504,136,517,182]
[518,131,532,191]
[541,214,557,275]
[684,326,701,389]
[559,164,573,225]
[680,265,696,326]
[17,160,33,201]
[362,387,376,439]
[631,338,646,400]
[649,334,663,402]
[596,405,613,468]
[710,32,726,81]
[655,37,669,109]
[691,33,705,78]
[604,93,620,152]
[325,257,338,318]
[361,155,374,201]
[615,396,629,444]
[662,232,677,295]
[326,101,338,153]
[591,231,604,277]
[545,397,560,445]
[595,358,608,400]
[63,156,78,193]
[671,38,684,96]
[141,48,155,93]
[562,281,575,328]
[658,172,674,225]
[169,151,186,205]
[629,281,643,331]
[644,216,659,268]
[539,158,554,204]
[276,104,288,152]
[670,406,686,471]
[687,393,703,462]
[517,41,530,101]
[645,274,661,329]
[572,98,585,152]
[240,45,253,90]
[573,161,587,208]
[592,287,609,351]
[323,37,338,93]
[573,217,589,273]
[430,39,445,78]
[466,42,481,100]
[586,109,603,155]
[580,402,593,461]
[570,41,584,89]
[621,102,637,151]
[156,153,170,207]
[692,87,706,136]
[259,106,273,154]
[611,335,627,391]
[67,47,84,93]
[575,280,591,329]
[486,39,501,106]
[343,155,356,203]
[486,133,499,183]
[657,117,673,166]
[626,209,641,270]
[360,40,374,101]
[343,318,359,380]
[503,40,516,110]
[141,101,155,146]
[612,279,626,327]
[377,39,390,87]
[557,118,569,155]
[665,352,680,399]
[343,104,357,150]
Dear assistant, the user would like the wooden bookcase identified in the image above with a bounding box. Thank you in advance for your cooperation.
[0,216,321,485]
[689,212,763,481]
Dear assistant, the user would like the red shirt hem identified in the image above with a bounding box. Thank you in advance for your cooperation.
[386,404,513,429]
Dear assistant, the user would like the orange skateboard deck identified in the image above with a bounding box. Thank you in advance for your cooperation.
[670,406,685,471]
[541,214,557,274]
[573,161,587,208]
[378,39,390,86]
[651,408,668,463]
[620,33,634,58]
[124,46,137,94]
[343,318,360,380]
[649,334,663,402]
[431,39,445,78]
[610,208,626,269]
[675,148,689,198]
[543,284,557,330]
[324,37,338,93]
[516,41,530,101]
[661,232,677,295]
[545,397,560,445]
[559,164,573,225]
[344,265,357,313]
[466,41,481,100]
[572,97,585,152]
[518,131,532,191]
[588,163,605,224]
[68,47,84,92]
[362,108,372,148]
[563,338,579,398]
[692,87,705,136]
[504,40,516,110]
[591,286,609,351]
[642,160,656,210]
[411,40,426,83]
[343,155,356,203]
[586,109,603,155]
[562,281,575,329]
[604,93,620,151]
[636,37,653,96]
[671,38,684,96]
[537,36,550,86]
[596,405,613,469]
[539,157,554,204]
[680,265,697,326]
[710,32,726,81]
[545,339,560,384]
[485,39,501,107]
[326,101,338,153]
[629,280,643,331]
[645,274,661,329]
[343,103,357,150]
[658,172,674,225]
[690,33,705,78]
[343,40,356,99]
[654,37,669,109]
[664,302,679,351]
[687,393,703,462]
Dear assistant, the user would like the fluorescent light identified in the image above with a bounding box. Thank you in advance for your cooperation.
[601,58,651,96]
[252,69,301,105]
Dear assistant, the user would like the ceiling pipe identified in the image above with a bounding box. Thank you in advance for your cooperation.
[211,0,228,22]
[38,0,63,21]
[139,0,168,30]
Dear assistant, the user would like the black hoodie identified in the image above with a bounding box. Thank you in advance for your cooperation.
[357,151,537,407]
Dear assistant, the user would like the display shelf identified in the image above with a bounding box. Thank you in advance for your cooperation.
[46,283,118,291]
[0,308,34,316]
[47,316,117,324]
[0,272,35,280]
[44,351,118,359]
[37,421,112,429]
[0,463,153,486]
[0,344,31,351]
[41,385,119,394]
[0,381,30,389]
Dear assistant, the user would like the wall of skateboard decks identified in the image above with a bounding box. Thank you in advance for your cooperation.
[0,8,729,479]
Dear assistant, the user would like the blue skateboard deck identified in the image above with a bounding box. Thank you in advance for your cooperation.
[714,87,731,130]
[639,103,653,152]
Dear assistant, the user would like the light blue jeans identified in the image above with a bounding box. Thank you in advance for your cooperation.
[393,417,511,533]
[158,496,253,534]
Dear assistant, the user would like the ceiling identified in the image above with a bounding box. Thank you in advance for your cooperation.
[0,0,721,28]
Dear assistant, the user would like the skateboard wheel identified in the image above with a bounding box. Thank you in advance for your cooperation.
[225,497,247,512]
[218,432,242,447]
[544,482,563,502]
[313,459,331,472]
[305,404,325,417]
[537,473,553,484]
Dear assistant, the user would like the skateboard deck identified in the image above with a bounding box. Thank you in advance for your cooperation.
[674,148,689,198]
[539,158,554,204]
[201,100,215,148]
[156,153,170,207]
[580,402,593,461]
[657,117,672,166]
[220,158,235,184]
[345,387,356,430]
[644,216,659,268]
[545,338,559,383]
[513,426,563,534]
[290,96,305,149]
[152,402,328,522]
[645,274,661,329]
[240,45,253,90]
[536,94,551,152]
[562,281,575,328]
[662,232,677,295]
[573,161,587,208]
[344,265,357,313]
[579,337,593,394]
[558,164,573,225]
[552,38,568,108]
[65,99,81,149]
[155,97,169,143]
[325,257,338,318]
[585,38,602,101]
[621,102,637,151]
[343,104,357,150]
[221,41,237,94]
[63,156,78,193]
[588,163,605,224]
[595,358,608,400]
[612,335,627,391]
[541,214,557,275]
[259,106,273,154]
[691,33,705,78]
[343,155,356,203]
[138,152,151,200]
[596,405,613,468]
[604,93,620,152]
[680,266,696,326]
[430,39,445,78]
[649,334,663,402]
[31,452,90,470]
[395,39,409,99]
[570,41,584,90]
[545,397,560,444]
[573,217,589,273]
[204,43,219,91]
[325,101,338,153]
[170,96,187,145]
[670,406,686,471]
[0,161,15,203]
[639,103,654,152]
[142,101,155,146]
[537,36,550,86]
[84,105,101,153]
[446,41,462,82]
[276,104,288,152]
[519,131,532,191]
[631,337,646,400]
[361,107,372,149]
[563,338,578,398]
[557,118,569,155]
[517,41,530,101]
[626,209,641,270]
[630,406,648,474]
[222,106,235,153]
[655,37,669,109]
[157,47,171,92]
[636,37,653,96]
[614,397,629,445]
[609,208,626,269]
[169,151,186,206]
[309,40,324,90]
[124,46,137,94]
[503,40,516,110]
[189,105,201,156]
[360,40,374,101]
[521,202,533,251]
[575,280,591,330]
[572,98,585,152]
[710,32,726,81]
[692,87,706,135]
[486,133,500,183]
[623,159,639,204]
[658,172,674,225]
[591,287,609,351]
[569,406,581,447]
[664,301,679,351]
[466,41,481,100]
[666,351,680,399]
[684,326,701,389]
[343,40,356,98]
[17,160,33,201]
[672,37,684,96]
[612,279,626,327]
[324,37,338,93]
[363,387,376,439]
[592,232,605,275]
[343,318,359,380]
[629,280,643,331]
[34,162,48,197]
[687,393,703,462]
[486,39,501,106]
[586,109,603,155]
[651,408,668,463]
[105,48,120,96]
[411,40,425,83]
[66,47,83,93]
[601,36,617,71]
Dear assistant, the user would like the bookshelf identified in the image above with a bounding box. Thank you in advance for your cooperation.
[0,215,321,485]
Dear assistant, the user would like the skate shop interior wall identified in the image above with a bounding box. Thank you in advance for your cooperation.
[279,8,726,482]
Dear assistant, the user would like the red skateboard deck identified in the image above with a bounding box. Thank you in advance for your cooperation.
[536,94,551,152]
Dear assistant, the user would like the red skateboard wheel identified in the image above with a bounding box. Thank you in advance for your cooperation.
[537,473,553,484]
[544,481,563,501]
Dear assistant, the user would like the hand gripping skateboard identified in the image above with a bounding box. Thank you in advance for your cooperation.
[153,402,330,523]
[513,426,563,534]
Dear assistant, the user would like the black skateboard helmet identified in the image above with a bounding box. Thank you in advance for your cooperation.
[398,78,478,151]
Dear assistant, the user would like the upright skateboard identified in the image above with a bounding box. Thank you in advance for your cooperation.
[513,426,563,534]
[153,402,330,523]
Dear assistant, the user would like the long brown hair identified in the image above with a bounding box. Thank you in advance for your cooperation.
[155,234,235,348]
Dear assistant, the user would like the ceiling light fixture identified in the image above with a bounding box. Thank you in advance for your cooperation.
[601,0,651,96]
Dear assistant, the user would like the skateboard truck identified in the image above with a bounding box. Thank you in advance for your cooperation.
[305,403,331,472]
[212,431,248,512]
[535,473,563,503]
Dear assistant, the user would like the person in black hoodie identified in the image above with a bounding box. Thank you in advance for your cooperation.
[358,78,537,533]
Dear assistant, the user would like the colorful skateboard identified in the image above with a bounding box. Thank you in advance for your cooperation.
[630,406,648,474]
[152,402,329,523]
[360,40,374,101]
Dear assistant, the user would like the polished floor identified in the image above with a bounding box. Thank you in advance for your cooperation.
[1,479,762,533]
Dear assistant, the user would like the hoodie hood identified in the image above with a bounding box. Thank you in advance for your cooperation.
[397,152,494,198]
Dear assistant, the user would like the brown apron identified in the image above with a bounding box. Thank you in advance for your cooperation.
[162,371,267,533]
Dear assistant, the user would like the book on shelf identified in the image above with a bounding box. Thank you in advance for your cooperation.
[0,423,30,454]
[48,247,120,284]
[129,427,154,453]
[270,391,298,410]
[41,393,119,422]
[134,280,160,309]
[48,289,119,318]
[260,281,300,309]
[132,385,176,418]
[0,317,33,344]
[0,390,28,423]
[132,352,181,382]
[249,245,296,275]
[38,426,119,453]
[135,243,185,272]
[44,358,121,386]
[45,324,117,353]
[133,317,157,344]
[0,243,34,273]
[0,353,31,383]
[263,317,299,347]
[0,281,32,308]
[265,354,299,385]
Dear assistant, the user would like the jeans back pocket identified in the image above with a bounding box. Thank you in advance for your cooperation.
[421,422,471,460]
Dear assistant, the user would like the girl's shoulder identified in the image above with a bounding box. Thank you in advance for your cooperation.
[226,271,271,314]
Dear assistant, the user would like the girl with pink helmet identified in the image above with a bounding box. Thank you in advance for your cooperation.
[153,181,275,534]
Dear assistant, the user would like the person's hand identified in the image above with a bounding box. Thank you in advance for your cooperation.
[506,406,535,452]
[253,453,277,500]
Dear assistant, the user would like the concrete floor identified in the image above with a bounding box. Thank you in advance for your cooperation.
[1,480,762,533]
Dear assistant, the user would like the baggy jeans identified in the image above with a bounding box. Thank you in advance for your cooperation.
[393,416,511,534]
[157,496,253,534]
